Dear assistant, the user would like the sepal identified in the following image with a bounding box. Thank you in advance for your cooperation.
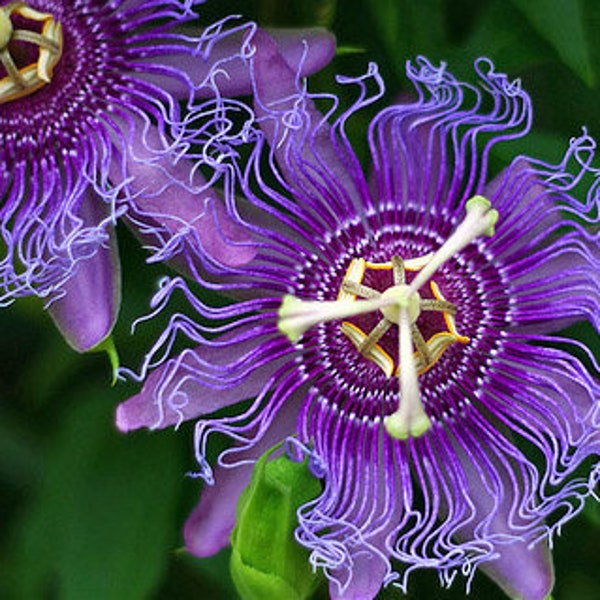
[88,335,120,384]
[47,192,121,354]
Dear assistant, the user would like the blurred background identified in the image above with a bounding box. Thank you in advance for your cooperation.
[1,0,599,598]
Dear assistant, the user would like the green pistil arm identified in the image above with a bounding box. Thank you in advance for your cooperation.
[409,196,498,293]
[278,294,388,343]
[384,307,431,440]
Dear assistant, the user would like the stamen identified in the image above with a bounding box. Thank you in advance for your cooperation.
[278,294,391,343]
[341,280,380,299]
[420,298,457,315]
[0,10,12,50]
[411,324,431,365]
[0,3,63,103]
[409,196,498,292]
[357,317,391,354]
[341,321,394,377]
[391,255,405,285]
[384,307,432,440]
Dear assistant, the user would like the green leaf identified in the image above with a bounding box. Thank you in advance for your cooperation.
[366,0,446,78]
[445,0,548,77]
[6,392,183,600]
[509,0,595,86]
[582,496,600,527]
[256,0,337,27]
[0,408,39,486]
[490,130,574,167]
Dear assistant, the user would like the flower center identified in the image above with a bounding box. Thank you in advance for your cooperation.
[278,196,499,441]
[337,256,469,379]
[0,2,63,104]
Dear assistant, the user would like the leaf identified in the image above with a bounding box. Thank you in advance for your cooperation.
[445,0,548,77]
[6,392,183,600]
[257,0,337,27]
[0,408,39,486]
[366,0,446,78]
[509,0,595,86]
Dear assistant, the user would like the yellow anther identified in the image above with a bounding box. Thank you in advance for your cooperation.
[0,10,12,49]
[341,321,394,378]
[336,258,468,379]
[0,2,63,104]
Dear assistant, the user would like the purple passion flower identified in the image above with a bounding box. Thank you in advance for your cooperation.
[117,33,600,600]
[0,0,335,351]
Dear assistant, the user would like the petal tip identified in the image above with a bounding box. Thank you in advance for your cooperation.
[114,403,131,433]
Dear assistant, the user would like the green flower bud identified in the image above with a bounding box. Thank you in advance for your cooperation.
[230,444,322,600]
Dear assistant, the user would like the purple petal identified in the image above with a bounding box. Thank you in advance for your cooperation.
[297,398,396,600]
[251,29,364,213]
[252,28,325,148]
[48,191,120,352]
[480,539,554,600]
[368,93,448,220]
[115,334,289,432]
[183,388,300,557]
[136,26,336,98]
[268,27,336,80]
[449,424,556,600]
[209,26,336,98]
[482,159,555,243]
[484,157,600,333]
[329,550,389,600]
[112,119,256,268]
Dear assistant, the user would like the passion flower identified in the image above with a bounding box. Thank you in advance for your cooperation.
[117,34,600,600]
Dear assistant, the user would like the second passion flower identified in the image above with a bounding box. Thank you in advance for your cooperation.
[0,0,335,351]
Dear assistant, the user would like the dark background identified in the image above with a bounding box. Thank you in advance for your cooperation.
[1,0,599,598]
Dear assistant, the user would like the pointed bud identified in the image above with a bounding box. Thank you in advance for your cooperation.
[230,446,322,600]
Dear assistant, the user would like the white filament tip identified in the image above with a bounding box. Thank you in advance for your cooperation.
[278,294,386,343]
[465,195,499,237]
[384,409,432,440]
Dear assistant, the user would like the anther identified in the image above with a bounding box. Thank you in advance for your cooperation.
[409,196,498,292]
[0,3,63,103]
[342,280,380,299]
[278,295,390,343]
[384,307,432,440]
[357,318,391,355]
[0,10,12,49]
